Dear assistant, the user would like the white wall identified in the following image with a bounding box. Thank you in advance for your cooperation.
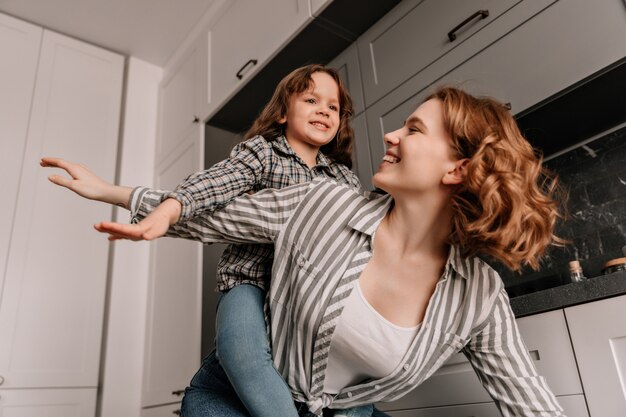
[98,57,162,417]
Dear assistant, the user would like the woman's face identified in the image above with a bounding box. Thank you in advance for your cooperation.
[372,98,461,195]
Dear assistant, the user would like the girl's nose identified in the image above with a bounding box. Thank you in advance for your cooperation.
[317,108,329,118]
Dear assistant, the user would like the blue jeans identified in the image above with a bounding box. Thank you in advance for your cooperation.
[181,350,386,417]
[214,284,298,417]
[181,284,382,417]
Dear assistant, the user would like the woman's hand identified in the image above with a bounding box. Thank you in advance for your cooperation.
[95,198,182,241]
[41,157,132,208]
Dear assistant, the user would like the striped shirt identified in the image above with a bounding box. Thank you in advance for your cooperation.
[157,134,361,291]
[130,178,565,416]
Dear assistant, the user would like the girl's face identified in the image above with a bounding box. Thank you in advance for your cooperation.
[372,98,463,195]
[280,71,341,151]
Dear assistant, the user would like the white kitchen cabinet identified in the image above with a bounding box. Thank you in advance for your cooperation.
[309,0,333,16]
[141,402,182,417]
[378,309,582,412]
[0,388,97,416]
[156,39,205,165]
[357,0,557,107]
[565,294,626,417]
[0,27,123,391]
[206,0,311,116]
[0,14,41,287]
[142,127,204,408]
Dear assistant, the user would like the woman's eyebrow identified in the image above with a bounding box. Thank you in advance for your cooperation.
[405,116,428,133]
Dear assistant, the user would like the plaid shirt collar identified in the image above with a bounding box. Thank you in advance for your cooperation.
[271,135,335,175]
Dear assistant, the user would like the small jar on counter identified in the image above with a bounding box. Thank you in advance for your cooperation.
[569,260,587,283]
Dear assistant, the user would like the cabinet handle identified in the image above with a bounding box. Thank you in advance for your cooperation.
[448,10,489,42]
[193,116,200,123]
[0,375,4,385]
[173,410,182,415]
[504,102,512,110]
[172,389,185,396]
[236,59,258,80]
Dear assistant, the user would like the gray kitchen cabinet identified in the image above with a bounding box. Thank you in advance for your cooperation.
[378,309,582,412]
[565,294,626,417]
[351,112,374,190]
[364,0,626,168]
[384,395,588,417]
[328,43,366,116]
[357,0,556,107]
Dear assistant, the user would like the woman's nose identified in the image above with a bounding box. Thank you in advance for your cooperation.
[384,130,400,145]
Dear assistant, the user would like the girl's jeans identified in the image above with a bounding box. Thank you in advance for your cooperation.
[180,283,383,417]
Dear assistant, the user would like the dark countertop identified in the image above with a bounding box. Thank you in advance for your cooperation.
[510,270,626,317]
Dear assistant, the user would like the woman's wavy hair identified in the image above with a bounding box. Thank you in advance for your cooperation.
[427,86,566,271]
[244,64,355,168]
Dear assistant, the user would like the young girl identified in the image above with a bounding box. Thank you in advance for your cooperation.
[42,64,374,417]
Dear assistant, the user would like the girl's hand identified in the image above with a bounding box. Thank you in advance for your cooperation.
[41,157,132,207]
[95,198,182,241]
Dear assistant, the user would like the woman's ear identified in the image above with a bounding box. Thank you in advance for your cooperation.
[443,158,469,185]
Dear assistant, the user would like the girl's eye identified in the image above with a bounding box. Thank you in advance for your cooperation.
[329,105,338,112]
[305,98,316,104]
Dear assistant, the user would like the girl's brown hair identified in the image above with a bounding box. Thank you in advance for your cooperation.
[428,86,566,271]
[244,64,355,168]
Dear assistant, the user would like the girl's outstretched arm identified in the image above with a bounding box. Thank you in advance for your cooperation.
[41,157,133,208]
[41,157,179,241]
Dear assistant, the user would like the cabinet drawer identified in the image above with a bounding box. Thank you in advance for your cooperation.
[385,402,499,417]
[378,310,580,411]
[0,388,96,416]
[142,402,182,417]
[358,0,555,106]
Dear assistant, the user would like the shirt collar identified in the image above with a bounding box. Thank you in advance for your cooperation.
[272,135,335,175]
[348,193,469,281]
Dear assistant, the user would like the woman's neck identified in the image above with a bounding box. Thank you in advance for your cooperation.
[382,193,453,259]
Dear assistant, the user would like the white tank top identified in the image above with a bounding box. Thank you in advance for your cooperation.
[324,281,421,394]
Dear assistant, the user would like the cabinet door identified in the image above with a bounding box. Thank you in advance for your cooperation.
[142,127,204,407]
[0,30,123,388]
[0,13,41,297]
[357,0,531,106]
[0,388,96,416]
[207,0,311,115]
[385,402,500,417]
[351,112,374,190]
[157,43,203,165]
[378,309,581,411]
[426,0,626,118]
[141,402,182,417]
[328,43,365,116]
[565,295,626,417]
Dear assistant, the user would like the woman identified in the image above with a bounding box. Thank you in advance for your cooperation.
[44,87,566,416]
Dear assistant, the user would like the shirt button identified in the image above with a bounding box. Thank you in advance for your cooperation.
[347,392,353,398]
[375,385,381,390]
[403,364,409,371]
[297,258,305,267]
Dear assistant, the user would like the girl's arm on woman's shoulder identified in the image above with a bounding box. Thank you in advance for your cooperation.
[97,180,315,245]
[463,290,566,416]
[167,136,271,222]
